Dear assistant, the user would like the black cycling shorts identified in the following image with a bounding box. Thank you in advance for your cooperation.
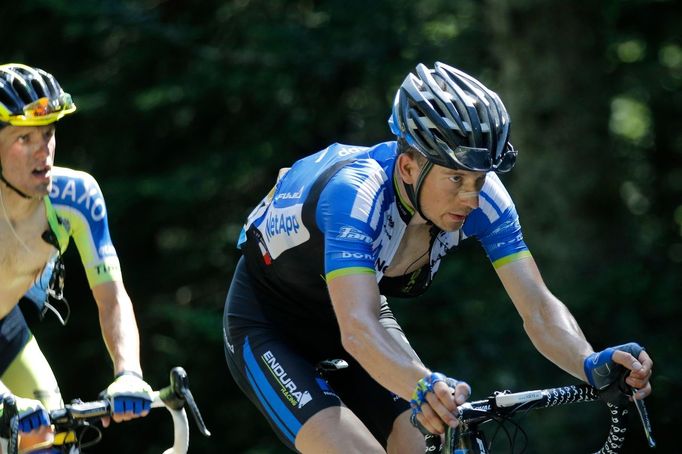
[223,257,411,451]
[0,305,31,376]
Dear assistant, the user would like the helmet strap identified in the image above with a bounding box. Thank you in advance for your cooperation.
[403,160,433,225]
[0,173,33,199]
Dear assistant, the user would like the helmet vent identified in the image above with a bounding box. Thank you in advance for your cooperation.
[0,87,17,112]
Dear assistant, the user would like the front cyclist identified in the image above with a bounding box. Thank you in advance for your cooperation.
[223,62,654,453]
[0,64,153,451]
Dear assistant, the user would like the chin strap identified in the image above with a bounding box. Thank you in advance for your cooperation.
[0,173,32,199]
[402,160,433,224]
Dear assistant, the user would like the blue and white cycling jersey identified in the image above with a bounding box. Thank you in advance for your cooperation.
[239,141,530,320]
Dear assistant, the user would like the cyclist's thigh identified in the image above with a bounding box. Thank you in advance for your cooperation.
[386,408,426,454]
[0,306,62,410]
[225,327,350,450]
[2,338,63,410]
[224,261,343,450]
[295,405,384,454]
[326,356,411,449]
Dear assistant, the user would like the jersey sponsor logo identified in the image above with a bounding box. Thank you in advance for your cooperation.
[51,178,107,222]
[255,204,310,260]
[262,351,312,409]
[315,377,338,398]
[274,186,304,202]
[95,263,120,275]
[265,213,301,239]
[337,146,365,157]
[337,226,373,243]
[340,251,374,261]
[314,145,365,163]
[376,257,389,274]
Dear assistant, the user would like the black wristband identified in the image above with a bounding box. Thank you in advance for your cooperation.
[114,370,143,380]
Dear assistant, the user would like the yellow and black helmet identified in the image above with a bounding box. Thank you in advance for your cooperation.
[0,63,76,127]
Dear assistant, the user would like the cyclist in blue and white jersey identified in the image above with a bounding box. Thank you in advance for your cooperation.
[223,62,654,453]
[0,64,153,450]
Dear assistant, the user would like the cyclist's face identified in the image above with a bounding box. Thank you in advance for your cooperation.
[0,124,56,197]
[420,165,486,231]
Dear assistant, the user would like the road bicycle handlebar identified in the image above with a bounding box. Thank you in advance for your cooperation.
[2,367,210,454]
[416,382,655,454]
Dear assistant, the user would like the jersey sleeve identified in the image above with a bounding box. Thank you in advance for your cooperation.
[49,169,123,287]
[316,160,388,281]
[462,173,531,268]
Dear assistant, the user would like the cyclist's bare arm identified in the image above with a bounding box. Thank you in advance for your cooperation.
[92,280,152,427]
[327,273,462,433]
[495,256,594,378]
[495,255,653,397]
[92,281,142,376]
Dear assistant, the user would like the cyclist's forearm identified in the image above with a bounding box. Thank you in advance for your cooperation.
[92,281,143,375]
[328,275,429,401]
[496,258,593,381]
[523,295,593,381]
[345,315,429,400]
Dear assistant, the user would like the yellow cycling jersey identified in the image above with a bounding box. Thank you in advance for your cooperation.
[25,166,122,305]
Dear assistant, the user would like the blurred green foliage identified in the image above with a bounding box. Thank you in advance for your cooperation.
[2,0,680,452]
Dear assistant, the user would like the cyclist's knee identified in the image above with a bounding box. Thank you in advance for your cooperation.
[387,409,425,454]
[295,406,384,454]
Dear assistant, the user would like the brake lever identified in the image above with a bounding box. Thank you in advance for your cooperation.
[168,367,211,437]
[598,368,656,448]
[631,389,656,448]
[179,385,211,437]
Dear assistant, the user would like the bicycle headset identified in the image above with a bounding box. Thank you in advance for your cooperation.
[388,62,518,221]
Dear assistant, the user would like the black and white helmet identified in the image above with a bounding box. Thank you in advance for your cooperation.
[389,62,516,173]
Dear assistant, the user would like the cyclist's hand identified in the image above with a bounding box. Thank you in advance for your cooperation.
[411,373,471,435]
[0,395,50,433]
[0,395,54,450]
[101,372,153,427]
[584,342,653,399]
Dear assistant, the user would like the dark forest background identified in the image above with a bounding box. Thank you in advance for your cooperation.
[2,0,680,452]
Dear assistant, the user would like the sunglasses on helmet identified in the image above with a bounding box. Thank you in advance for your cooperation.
[440,140,518,173]
[0,93,76,126]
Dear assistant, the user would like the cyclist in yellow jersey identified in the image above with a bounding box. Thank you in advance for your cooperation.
[0,64,153,450]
